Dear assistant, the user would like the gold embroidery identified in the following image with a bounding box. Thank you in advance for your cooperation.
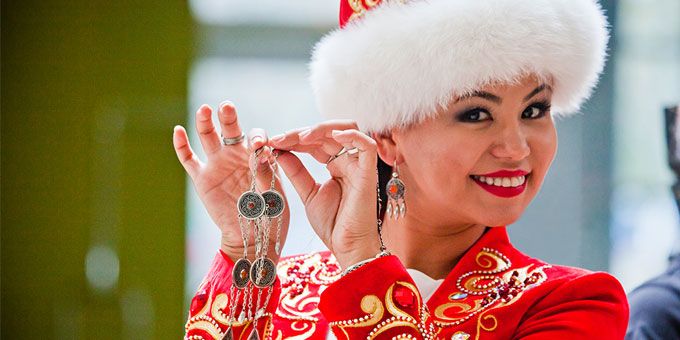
[282,320,317,339]
[434,299,484,320]
[330,281,435,340]
[275,253,340,323]
[432,247,551,339]
[476,313,498,335]
[475,250,510,271]
[189,320,222,339]
[211,293,230,325]
[385,282,419,321]
[273,252,340,338]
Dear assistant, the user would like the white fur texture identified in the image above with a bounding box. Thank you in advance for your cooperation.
[309,0,609,133]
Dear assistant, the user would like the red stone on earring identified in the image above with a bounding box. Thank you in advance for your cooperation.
[393,285,415,308]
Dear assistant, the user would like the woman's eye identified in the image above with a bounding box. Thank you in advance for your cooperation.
[522,102,551,119]
[458,109,491,122]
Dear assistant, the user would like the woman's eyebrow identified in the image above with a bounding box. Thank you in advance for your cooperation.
[523,84,552,102]
[455,91,502,104]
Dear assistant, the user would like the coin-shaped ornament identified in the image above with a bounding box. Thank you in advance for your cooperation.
[232,258,252,289]
[237,191,265,220]
[250,257,277,288]
[262,190,285,218]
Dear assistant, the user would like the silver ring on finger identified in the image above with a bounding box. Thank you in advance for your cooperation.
[346,147,360,156]
[326,147,347,164]
[221,132,245,146]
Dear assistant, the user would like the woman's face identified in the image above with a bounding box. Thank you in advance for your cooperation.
[389,75,557,228]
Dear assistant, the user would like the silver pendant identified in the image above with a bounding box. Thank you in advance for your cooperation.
[255,308,265,319]
[250,257,277,288]
[275,240,281,255]
[222,327,234,340]
[262,189,285,218]
[232,258,252,289]
[248,329,260,340]
[238,310,246,322]
[237,191,266,220]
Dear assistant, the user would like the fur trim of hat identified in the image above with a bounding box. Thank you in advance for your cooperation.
[309,0,610,133]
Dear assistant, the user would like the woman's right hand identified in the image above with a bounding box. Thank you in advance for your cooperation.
[172,101,291,263]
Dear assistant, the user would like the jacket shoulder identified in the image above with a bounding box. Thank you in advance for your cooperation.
[513,264,629,339]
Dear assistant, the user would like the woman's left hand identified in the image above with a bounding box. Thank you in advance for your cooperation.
[270,121,381,269]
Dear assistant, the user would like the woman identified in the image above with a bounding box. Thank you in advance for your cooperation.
[178,0,628,339]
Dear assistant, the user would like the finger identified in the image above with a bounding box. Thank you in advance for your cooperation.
[330,129,377,170]
[245,128,278,190]
[194,104,222,155]
[298,119,358,143]
[218,101,244,144]
[269,126,311,148]
[173,125,202,179]
[286,128,346,163]
[273,143,337,165]
[276,151,319,205]
[247,127,269,155]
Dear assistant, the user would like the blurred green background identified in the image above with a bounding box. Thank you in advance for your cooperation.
[2,0,679,339]
[2,1,191,338]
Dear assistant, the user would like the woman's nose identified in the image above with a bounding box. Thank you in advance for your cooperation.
[490,125,530,161]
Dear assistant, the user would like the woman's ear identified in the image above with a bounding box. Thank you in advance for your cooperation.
[370,131,399,166]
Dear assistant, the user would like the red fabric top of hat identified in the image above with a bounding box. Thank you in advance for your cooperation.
[339,0,384,28]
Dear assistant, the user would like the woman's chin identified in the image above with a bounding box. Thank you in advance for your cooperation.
[478,210,523,227]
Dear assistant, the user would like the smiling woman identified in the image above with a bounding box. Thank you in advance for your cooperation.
[178,0,628,339]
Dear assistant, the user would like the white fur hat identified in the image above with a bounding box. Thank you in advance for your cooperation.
[309,0,610,133]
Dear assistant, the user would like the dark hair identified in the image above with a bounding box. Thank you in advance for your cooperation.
[377,156,391,221]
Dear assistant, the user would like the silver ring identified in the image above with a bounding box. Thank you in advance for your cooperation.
[326,147,359,164]
[221,132,245,145]
[326,147,347,164]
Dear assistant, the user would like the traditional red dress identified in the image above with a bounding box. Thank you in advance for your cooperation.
[184,227,629,339]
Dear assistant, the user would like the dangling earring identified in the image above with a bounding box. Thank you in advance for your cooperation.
[386,161,406,219]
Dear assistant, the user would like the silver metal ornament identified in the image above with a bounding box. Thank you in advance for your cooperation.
[237,191,266,220]
[232,258,252,289]
[262,189,285,218]
[250,257,277,288]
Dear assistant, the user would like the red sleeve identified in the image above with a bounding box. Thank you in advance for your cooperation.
[318,255,435,339]
[513,272,629,339]
[184,250,282,340]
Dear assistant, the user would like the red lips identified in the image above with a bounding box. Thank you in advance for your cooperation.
[471,169,530,198]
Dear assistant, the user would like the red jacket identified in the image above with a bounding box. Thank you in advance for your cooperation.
[185,227,629,339]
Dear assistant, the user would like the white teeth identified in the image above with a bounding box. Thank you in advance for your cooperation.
[473,175,527,188]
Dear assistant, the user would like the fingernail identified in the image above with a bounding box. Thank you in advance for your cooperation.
[219,100,233,110]
[270,134,284,142]
[252,136,263,144]
[331,130,341,136]
[299,130,311,139]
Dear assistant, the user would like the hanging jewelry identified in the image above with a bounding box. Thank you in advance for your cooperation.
[262,151,285,255]
[223,151,265,339]
[386,161,406,219]
[248,150,282,340]
[376,167,387,252]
